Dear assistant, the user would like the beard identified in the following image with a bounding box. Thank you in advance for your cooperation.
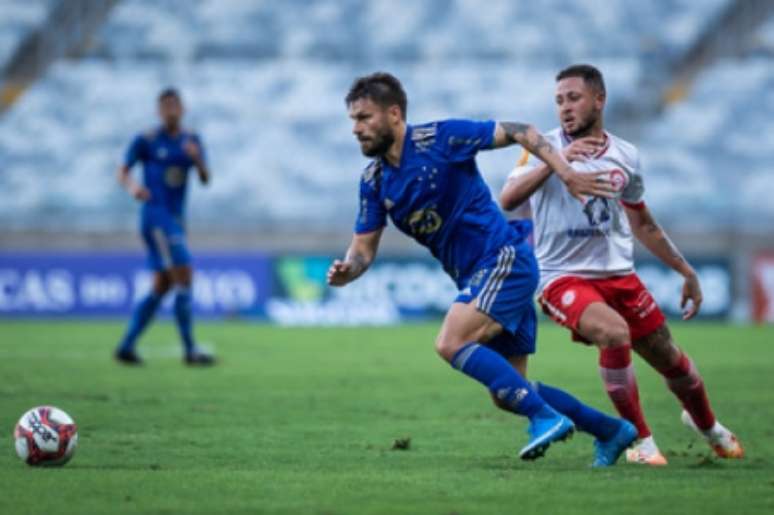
[359,129,395,157]
[566,111,600,139]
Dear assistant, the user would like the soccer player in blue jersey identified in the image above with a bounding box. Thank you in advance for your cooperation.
[328,72,637,465]
[114,88,215,366]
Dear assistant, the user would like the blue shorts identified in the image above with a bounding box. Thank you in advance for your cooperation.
[455,242,539,358]
[140,210,191,272]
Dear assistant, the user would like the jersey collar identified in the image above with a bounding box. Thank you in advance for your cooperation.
[560,129,610,159]
[381,124,412,171]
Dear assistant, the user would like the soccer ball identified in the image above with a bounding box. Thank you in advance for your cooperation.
[14,406,78,466]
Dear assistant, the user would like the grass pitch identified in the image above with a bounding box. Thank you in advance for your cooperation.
[0,321,772,515]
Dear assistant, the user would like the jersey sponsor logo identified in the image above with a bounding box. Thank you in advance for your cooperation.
[582,197,611,226]
[406,208,442,236]
[156,147,168,159]
[566,227,610,238]
[164,166,185,188]
[412,125,437,151]
[561,290,576,307]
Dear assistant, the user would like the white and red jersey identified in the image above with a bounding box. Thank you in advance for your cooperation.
[509,128,645,293]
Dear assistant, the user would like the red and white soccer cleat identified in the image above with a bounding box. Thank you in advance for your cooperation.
[680,410,744,459]
[625,436,668,466]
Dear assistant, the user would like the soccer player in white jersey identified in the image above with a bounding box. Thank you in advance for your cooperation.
[499,64,743,465]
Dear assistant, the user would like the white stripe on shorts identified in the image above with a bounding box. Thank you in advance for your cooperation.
[152,228,173,270]
[477,245,515,314]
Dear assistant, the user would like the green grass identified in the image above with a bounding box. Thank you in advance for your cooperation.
[0,321,772,515]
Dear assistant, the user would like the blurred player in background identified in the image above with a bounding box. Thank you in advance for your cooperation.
[500,64,743,464]
[328,72,638,466]
[114,88,215,366]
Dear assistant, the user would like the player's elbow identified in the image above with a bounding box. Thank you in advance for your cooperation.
[499,191,516,211]
[499,184,523,211]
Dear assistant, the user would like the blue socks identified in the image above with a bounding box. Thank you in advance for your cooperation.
[118,292,163,353]
[173,286,195,355]
[451,342,622,442]
[534,382,620,441]
[451,343,546,418]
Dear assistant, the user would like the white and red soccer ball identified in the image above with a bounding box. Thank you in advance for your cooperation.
[14,406,78,466]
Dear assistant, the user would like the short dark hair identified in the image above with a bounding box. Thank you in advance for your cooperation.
[345,72,407,119]
[556,64,606,96]
[158,87,181,102]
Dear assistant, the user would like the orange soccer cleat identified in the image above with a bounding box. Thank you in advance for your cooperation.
[625,436,668,466]
[681,410,744,459]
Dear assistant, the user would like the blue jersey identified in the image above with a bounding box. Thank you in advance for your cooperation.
[355,119,530,289]
[124,127,206,219]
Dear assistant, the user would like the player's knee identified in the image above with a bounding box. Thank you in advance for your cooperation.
[435,335,464,363]
[595,320,630,348]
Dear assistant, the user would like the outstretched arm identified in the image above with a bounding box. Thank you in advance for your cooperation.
[625,204,701,320]
[327,228,384,286]
[493,122,613,200]
[500,136,607,210]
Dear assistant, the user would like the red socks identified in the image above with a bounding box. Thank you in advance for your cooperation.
[660,352,716,431]
[598,345,651,438]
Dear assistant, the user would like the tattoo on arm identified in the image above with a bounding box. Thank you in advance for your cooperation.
[637,210,685,264]
[500,122,554,156]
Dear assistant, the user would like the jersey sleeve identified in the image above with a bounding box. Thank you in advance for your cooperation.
[123,134,147,168]
[440,119,496,162]
[620,149,646,208]
[354,165,387,234]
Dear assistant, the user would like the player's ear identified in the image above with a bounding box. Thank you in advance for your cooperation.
[595,91,606,109]
[387,104,402,125]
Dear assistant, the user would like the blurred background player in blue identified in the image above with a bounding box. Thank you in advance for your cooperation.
[114,88,215,366]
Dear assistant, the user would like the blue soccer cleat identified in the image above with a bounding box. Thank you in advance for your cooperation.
[592,419,638,468]
[519,409,575,461]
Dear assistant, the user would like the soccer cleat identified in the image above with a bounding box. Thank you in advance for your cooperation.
[680,410,744,459]
[625,437,668,466]
[592,419,638,467]
[519,410,575,461]
[184,348,216,367]
[114,349,143,366]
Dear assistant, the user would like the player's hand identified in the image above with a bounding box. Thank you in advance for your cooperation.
[327,259,354,287]
[184,139,202,162]
[562,136,605,162]
[681,272,702,320]
[557,168,616,202]
[130,184,151,202]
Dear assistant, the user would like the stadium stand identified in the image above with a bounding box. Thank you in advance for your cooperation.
[2,0,770,234]
[0,0,52,65]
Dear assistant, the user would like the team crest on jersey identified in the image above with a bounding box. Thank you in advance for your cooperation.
[165,166,185,188]
[561,290,576,307]
[609,168,629,193]
[407,208,442,235]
